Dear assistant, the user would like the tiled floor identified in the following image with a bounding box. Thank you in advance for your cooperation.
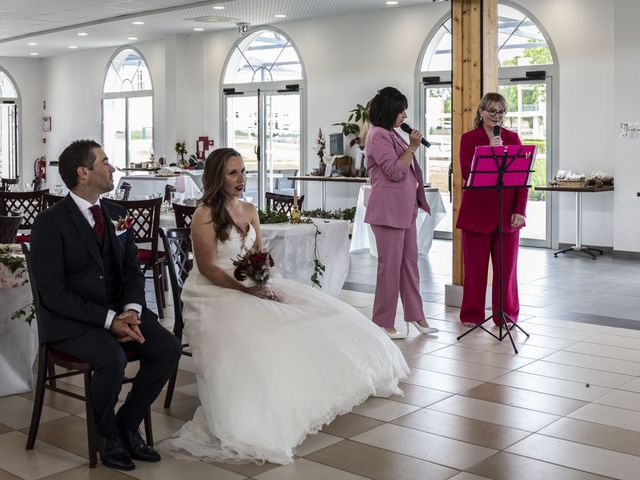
[2,241,640,479]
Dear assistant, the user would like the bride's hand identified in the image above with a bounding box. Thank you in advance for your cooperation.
[245,285,281,302]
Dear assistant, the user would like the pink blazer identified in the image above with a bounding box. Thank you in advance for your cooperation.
[456,126,528,234]
[364,125,430,229]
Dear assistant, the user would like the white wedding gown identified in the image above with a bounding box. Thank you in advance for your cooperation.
[161,224,409,465]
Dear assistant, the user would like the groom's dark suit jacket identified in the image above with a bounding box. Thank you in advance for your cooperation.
[31,195,152,344]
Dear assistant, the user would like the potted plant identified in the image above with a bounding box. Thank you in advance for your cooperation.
[175,142,187,166]
[333,102,370,177]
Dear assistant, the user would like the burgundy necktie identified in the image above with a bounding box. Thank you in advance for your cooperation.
[89,205,105,241]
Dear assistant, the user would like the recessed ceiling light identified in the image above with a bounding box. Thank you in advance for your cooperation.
[386,1,399,5]
[28,42,37,46]
[274,14,287,18]
[128,37,138,41]
[193,27,204,31]
[29,52,39,56]
[132,21,144,25]
[77,32,88,36]
[68,45,78,49]
[213,5,225,9]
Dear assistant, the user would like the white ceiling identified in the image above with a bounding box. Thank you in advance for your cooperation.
[0,0,445,58]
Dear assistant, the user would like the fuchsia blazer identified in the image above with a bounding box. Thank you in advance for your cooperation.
[456,126,528,234]
[364,125,430,229]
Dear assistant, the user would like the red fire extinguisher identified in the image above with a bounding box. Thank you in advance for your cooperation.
[34,156,46,181]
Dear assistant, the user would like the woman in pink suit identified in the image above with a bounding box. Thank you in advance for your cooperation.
[365,87,439,339]
[457,92,527,327]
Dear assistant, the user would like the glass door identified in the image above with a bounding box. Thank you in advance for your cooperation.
[0,101,18,178]
[225,88,301,209]
[499,77,551,247]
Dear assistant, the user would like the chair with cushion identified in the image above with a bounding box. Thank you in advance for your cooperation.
[0,189,49,243]
[0,212,23,243]
[22,243,153,468]
[106,197,165,318]
[159,227,193,408]
[172,202,197,229]
[1,176,20,192]
[265,192,305,215]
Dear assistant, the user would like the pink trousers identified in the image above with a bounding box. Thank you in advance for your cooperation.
[371,220,425,329]
[461,229,520,325]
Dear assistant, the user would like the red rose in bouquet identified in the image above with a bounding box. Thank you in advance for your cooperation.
[232,249,275,287]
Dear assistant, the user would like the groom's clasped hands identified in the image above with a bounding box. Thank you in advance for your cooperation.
[112,310,146,343]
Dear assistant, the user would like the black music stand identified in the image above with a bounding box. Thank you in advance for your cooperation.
[456,144,536,354]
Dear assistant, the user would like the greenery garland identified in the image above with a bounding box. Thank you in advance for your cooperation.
[0,245,35,326]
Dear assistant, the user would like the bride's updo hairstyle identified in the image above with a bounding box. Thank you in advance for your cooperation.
[200,147,243,242]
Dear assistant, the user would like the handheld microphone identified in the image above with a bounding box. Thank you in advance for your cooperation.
[493,125,501,137]
[400,123,431,148]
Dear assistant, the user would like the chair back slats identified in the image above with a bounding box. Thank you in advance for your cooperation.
[0,213,24,243]
[0,189,49,228]
[43,193,65,209]
[265,192,305,215]
[159,227,192,338]
[1,177,20,192]
[105,197,162,246]
[172,203,197,229]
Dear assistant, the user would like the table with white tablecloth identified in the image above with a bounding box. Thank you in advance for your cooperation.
[117,175,202,203]
[0,248,37,397]
[350,185,446,257]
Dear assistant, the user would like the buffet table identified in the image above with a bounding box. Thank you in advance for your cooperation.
[117,175,201,203]
[350,185,447,257]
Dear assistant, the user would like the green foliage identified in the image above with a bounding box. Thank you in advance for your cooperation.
[302,207,356,222]
[333,102,371,139]
[258,209,289,224]
[11,304,35,326]
[0,245,26,273]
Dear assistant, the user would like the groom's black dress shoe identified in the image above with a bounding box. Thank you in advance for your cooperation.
[120,428,161,462]
[99,438,135,471]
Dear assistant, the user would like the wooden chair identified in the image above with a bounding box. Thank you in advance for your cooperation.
[0,176,20,192]
[0,189,49,242]
[22,243,153,468]
[164,184,176,203]
[159,228,193,408]
[172,202,197,229]
[106,197,165,318]
[119,182,132,200]
[43,193,65,209]
[0,212,23,243]
[265,192,305,215]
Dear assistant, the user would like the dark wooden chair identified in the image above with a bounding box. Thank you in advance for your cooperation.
[265,192,305,215]
[43,193,65,209]
[1,176,20,192]
[22,243,154,468]
[0,212,23,243]
[164,184,176,203]
[172,202,197,229]
[159,228,193,408]
[0,189,49,243]
[119,182,132,200]
[106,197,165,318]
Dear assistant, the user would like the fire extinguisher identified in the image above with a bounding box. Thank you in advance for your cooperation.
[34,156,46,181]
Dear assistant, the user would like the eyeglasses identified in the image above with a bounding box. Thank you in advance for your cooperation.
[484,108,507,117]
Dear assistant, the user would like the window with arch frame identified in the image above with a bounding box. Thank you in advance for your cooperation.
[0,69,19,180]
[102,48,153,169]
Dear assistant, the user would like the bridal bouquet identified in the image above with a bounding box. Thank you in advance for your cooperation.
[232,249,275,287]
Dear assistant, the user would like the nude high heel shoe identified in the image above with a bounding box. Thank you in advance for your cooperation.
[408,321,439,335]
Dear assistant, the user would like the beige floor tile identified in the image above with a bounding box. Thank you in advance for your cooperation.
[570,402,640,432]
[0,431,86,480]
[351,397,420,422]
[620,377,640,393]
[40,465,134,479]
[593,389,640,411]
[513,333,578,350]
[124,454,245,480]
[294,432,342,457]
[543,350,640,376]
[408,354,510,382]
[212,461,279,478]
[174,383,198,397]
[305,439,457,480]
[447,473,493,480]
[506,433,640,480]
[429,344,535,370]
[320,413,383,439]
[468,451,610,480]
[461,382,588,416]
[351,424,497,470]
[490,371,611,401]
[404,368,483,394]
[584,333,640,350]
[567,342,640,363]
[428,395,559,432]
[255,458,368,480]
[517,323,594,341]
[147,410,185,442]
[518,359,633,388]
[21,386,87,415]
[176,355,195,374]
[389,382,452,407]
[0,423,11,435]
[541,417,640,456]
[454,338,556,360]
[337,291,375,308]
[151,390,200,422]
[393,407,529,450]
[395,340,451,359]
[0,468,21,480]
[0,395,69,430]
[18,415,91,459]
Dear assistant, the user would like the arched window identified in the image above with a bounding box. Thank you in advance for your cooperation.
[0,68,19,179]
[418,3,556,247]
[222,29,304,209]
[102,47,153,168]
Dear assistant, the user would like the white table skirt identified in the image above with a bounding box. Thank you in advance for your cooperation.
[117,175,202,203]
[350,185,447,257]
[0,264,37,397]
[160,215,350,297]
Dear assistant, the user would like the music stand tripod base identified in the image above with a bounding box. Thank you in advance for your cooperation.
[554,246,603,260]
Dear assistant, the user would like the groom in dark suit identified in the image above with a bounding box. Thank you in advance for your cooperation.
[30,140,181,471]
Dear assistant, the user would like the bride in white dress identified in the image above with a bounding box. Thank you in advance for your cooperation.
[162,148,409,465]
